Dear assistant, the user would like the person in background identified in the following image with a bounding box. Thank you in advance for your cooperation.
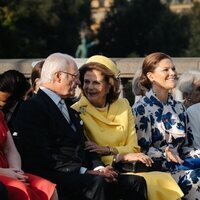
[31,60,44,94]
[14,52,141,200]
[176,70,200,149]
[72,55,183,200]
[176,69,200,108]
[132,52,200,200]
[0,70,30,135]
[132,67,148,103]
[186,102,200,149]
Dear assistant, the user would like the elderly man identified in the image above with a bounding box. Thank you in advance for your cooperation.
[15,53,147,200]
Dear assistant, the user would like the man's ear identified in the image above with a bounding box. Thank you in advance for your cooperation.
[146,72,154,82]
[34,78,40,85]
[54,72,62,83]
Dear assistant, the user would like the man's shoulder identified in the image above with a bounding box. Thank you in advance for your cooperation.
[187,103,200,114]
[18,93,47,115]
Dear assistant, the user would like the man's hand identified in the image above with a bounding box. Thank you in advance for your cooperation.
[85,141,110,155]
[86,165,118,182]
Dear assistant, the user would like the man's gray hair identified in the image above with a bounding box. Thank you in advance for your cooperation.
[177,69,200,94]
[40,53,76,84]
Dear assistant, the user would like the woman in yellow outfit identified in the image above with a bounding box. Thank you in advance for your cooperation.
[72,55,183,200]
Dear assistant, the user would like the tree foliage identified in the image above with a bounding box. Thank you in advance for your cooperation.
[0,0,90,58]
[186,2,200,56]
[96,0,190,57]
[1,0,199,58]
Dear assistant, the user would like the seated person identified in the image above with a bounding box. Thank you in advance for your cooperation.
[176,69,200,108]
[72,55,183,200]
[0,110,58,200]
[14,52,148,200]
[0,70,31,134]
[176,70,200,149]
[132,52,200,200]
[30,60,44,94]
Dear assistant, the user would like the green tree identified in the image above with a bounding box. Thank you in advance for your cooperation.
[0,1,18,57]
[96,0,190,57]
[0,0,91,58]
[186,2,200,56]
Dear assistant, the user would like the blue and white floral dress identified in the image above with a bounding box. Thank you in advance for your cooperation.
[133,89,200,200]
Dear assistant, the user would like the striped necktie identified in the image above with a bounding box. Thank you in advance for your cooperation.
[58,100,76,132]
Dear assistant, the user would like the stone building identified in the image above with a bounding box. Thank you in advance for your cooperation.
[90,0,113,32]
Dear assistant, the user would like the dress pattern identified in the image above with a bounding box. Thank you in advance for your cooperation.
[133,90,200,200]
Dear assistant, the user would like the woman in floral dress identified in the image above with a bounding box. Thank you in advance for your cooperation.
[132,52,200,200]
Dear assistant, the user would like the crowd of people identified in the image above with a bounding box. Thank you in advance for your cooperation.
[0,51,200,200]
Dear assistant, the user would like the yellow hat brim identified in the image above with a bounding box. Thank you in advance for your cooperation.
[86,55,119,76]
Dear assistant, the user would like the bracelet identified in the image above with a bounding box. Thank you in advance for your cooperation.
[113,154,120,163]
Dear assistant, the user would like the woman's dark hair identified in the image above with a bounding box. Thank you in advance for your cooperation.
[79,62,120,104]
[0,70,30,101]
[140,52,171,90]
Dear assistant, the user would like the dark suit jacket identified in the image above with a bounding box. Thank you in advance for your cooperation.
[3,100,23,148]
[15,89,102,174]
[3,100,23,133]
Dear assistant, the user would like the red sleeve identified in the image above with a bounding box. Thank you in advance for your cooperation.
[0,111,9,135]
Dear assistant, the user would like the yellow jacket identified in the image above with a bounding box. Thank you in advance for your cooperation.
[72,96,140,165]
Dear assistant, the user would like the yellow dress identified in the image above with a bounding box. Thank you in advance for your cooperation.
[72,96,184,200]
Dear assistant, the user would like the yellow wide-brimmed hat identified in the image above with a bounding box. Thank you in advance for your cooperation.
[86,55,120,76]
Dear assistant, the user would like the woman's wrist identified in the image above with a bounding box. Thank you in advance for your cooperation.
[106,146,118,155]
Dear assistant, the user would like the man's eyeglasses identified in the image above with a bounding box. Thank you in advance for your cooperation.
[59,71,79,79]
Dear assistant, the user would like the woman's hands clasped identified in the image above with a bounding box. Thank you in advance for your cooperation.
[0,168,29,184]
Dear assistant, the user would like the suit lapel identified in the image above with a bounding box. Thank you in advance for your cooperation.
[37,89,81,137]
[68,107,83,134]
